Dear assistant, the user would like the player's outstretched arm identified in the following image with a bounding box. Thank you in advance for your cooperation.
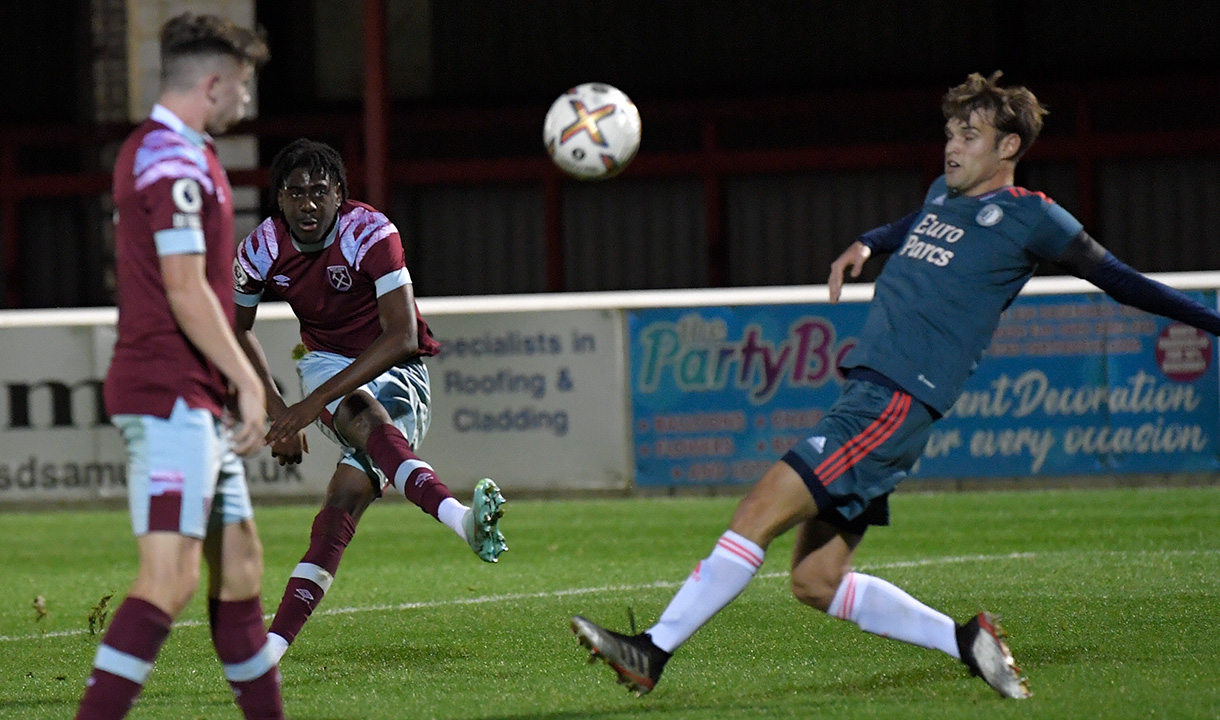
[160,253,266,454]
[265,284,420,445]
[1057,231,1220,335]
[827,211,916,303]
[828,241,872,303]
[235,304,308,463]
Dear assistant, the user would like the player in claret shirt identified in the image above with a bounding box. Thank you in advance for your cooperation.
[79,12,283,720]
[571,71,1220,700]
[234,138,506,662]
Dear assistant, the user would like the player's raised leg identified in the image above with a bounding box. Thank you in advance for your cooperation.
[338,390,507,562]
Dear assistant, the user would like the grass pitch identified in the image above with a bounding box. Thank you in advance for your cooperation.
[2,485,1218,719]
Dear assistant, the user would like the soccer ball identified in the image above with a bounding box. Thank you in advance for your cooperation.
[543,83,642,180]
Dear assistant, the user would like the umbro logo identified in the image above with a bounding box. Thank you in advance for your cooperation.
[294,588,315,603]
[272,274,291,287]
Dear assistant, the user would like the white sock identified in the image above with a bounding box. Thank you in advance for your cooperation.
[827,572,960,658]
[267,632,290,664]
[437,497,469,541]
[647,530,764,653]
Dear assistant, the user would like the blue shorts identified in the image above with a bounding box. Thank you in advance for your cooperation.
[112,397,253,539]
[297,351,431,490]
[781,377,934,533]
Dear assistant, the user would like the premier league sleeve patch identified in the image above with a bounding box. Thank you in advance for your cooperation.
[171,178,202,213]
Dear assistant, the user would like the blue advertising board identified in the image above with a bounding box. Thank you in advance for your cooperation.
[629,292,1220,487]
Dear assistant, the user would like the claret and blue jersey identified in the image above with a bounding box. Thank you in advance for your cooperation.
[842,175,1084,414]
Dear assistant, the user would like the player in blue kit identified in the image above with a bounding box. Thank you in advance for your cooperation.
[571,71,1220,699]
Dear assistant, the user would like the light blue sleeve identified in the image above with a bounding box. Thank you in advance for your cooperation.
[234,290,262,307]
[153,228,205,256]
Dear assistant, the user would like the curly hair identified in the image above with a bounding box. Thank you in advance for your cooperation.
[942,71,1048,162]
[160,13,269,90]
[268,139,349,217]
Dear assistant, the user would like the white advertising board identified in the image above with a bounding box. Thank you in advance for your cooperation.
[15,273,1209,504]
[0,324,128,502]
[0,315,334,503]
[422,308,631,492]
[0,304,632,504]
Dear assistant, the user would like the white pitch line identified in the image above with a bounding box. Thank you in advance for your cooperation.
[5,549,1214,644]
[0,551,1036,644]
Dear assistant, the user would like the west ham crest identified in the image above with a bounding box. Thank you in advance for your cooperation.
[327,265,353,291]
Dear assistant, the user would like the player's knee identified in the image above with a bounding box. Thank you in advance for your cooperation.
[334,392,365,422]
[325,481,374,516]
[336,391,388,424]
[790,563,844,612]
[136,563,201,615]
[790,574,838,611]
[221,524,265,597]
[729,468,813,546]
[334,392,392,445]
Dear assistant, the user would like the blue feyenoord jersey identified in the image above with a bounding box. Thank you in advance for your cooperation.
[841,175,1084,414]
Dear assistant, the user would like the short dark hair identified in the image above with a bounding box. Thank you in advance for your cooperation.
[942,71,1047,162]
[269,139,349,217]
[160,13,269,90]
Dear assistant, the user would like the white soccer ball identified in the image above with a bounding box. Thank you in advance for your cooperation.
[543,83,642,180]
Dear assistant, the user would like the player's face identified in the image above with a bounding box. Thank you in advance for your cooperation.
[943,110,1018,197]
[278,168,342,244]
[204,59,256,135]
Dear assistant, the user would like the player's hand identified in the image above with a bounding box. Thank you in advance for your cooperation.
[828,241,872,303]
[270,431,309,465]
[265,394,326,446]
[229,380,267,457]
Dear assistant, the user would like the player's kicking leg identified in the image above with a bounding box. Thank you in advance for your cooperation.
[341,390,508,562]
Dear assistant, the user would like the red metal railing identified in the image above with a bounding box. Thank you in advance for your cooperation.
[3,75,1219,306]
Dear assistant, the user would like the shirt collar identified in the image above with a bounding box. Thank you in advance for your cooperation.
[150,104,213,149]
[976,186,1013,201]
[947,185,1012,202]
